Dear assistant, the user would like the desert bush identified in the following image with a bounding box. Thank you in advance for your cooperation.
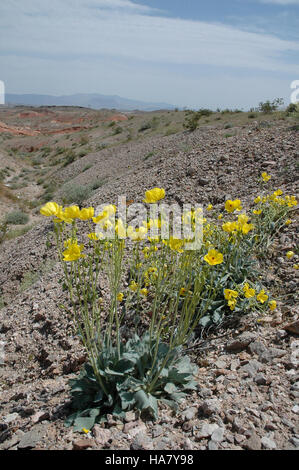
[5,210,29,225]
[63,150,76,167]
[258,98,284,114]
[61,183,93,205]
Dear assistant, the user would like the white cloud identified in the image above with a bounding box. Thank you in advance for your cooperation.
[0,0,298,106]
[258,0,299,5]
[0,1,298,73]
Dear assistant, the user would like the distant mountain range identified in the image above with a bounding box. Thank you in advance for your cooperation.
[5,93,177,111]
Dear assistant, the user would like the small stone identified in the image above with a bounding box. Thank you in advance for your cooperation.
[152,425,163,438]
[201,399,221,416]
[31,411,49,424]
[124,421,147,439]
[249,341,267,356]
[243,432,262,450]
[208,440,218,450]
[292,405,299,414]
[72,438,95,450]
[211,427,225,443]
[226,332,256,352]
[284,320,299,335]
[125,411,136,423]
[254,373,268,386]
[241,359,263,377]
[18,424,48,449]
[197,423,219,438]
[290,437,299,448]
[261,436,277,450]
[182,407,198,421]
[130,432,152,450]
[3,413,19,424]
[92,425,111,446]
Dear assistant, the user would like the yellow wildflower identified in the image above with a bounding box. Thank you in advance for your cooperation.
[40,201,61,217]
[253,209,262,215]
[204,249,223,266]
[127,225,148,241]
[64,205,81,220]
[140,288,148,297]
[285,219,292,225]
[87,232,103,241]
[293,264,299,270]
[254,196,261,204]
[143,188,165,204]
[225,199,242,213]
[79,207,95,220]
[224,289,238,300]
[222,221,237,233]
[206,204,213,211]
[256,289,268,304]
[286,251,294,259]
[129,280,138,292]
[268,300,277,311]
[117,293,124,302]
[243,283,255,298]
[261,172,271,182]
[63,240,85,262]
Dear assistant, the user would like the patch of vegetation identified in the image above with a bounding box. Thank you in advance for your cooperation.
[63,150,77,167]
[61,183,93,205]
[5,210,29,225]
[257,98,284,114]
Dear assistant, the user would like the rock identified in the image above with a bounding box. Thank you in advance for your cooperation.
[3,413,19,424]
[72,438,95,450]
[200,398,222,416]
[31,411,49,424]
[198,177,209,186]
[92,425,112,446]
[182,407,198,421]
[284,320,299,335]
[0,430,24,450]
[259,348,286,364]
[240,359,263,377]
[130,432,153,450]
[290,437,299,448]
[152,425,163,438]
[249,341,267,356]
[211,427,225,443]
[124,410,136,423]
[196,423,219,439]
[208,440,218,450]
[254,373,268,385]
[124,420,147,439]
[292,405,299,414]
[18,424,48,449]
[226,332,256,352]
[243,432,262,450]
[261,436,277,450]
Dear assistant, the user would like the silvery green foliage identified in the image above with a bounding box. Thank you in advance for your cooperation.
[65,334,197,431]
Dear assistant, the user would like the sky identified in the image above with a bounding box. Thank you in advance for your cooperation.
[0,0,299,109]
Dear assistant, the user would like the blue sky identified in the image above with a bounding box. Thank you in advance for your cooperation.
[0,0,298,109]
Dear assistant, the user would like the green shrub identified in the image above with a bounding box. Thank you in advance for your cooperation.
[258,98,284,114]
[65,333,197,429]
[61,183,93,205]
[5,210,29,225]
[63,150,76,167]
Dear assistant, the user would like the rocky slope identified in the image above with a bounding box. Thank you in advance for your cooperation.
[0,119,298,450]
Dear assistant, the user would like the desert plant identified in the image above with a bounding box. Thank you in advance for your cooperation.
[61,183,93,205]
[258,98,284,114]
[5,210,29,225]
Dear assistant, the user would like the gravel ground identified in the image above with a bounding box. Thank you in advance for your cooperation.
[0,119,298,450]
